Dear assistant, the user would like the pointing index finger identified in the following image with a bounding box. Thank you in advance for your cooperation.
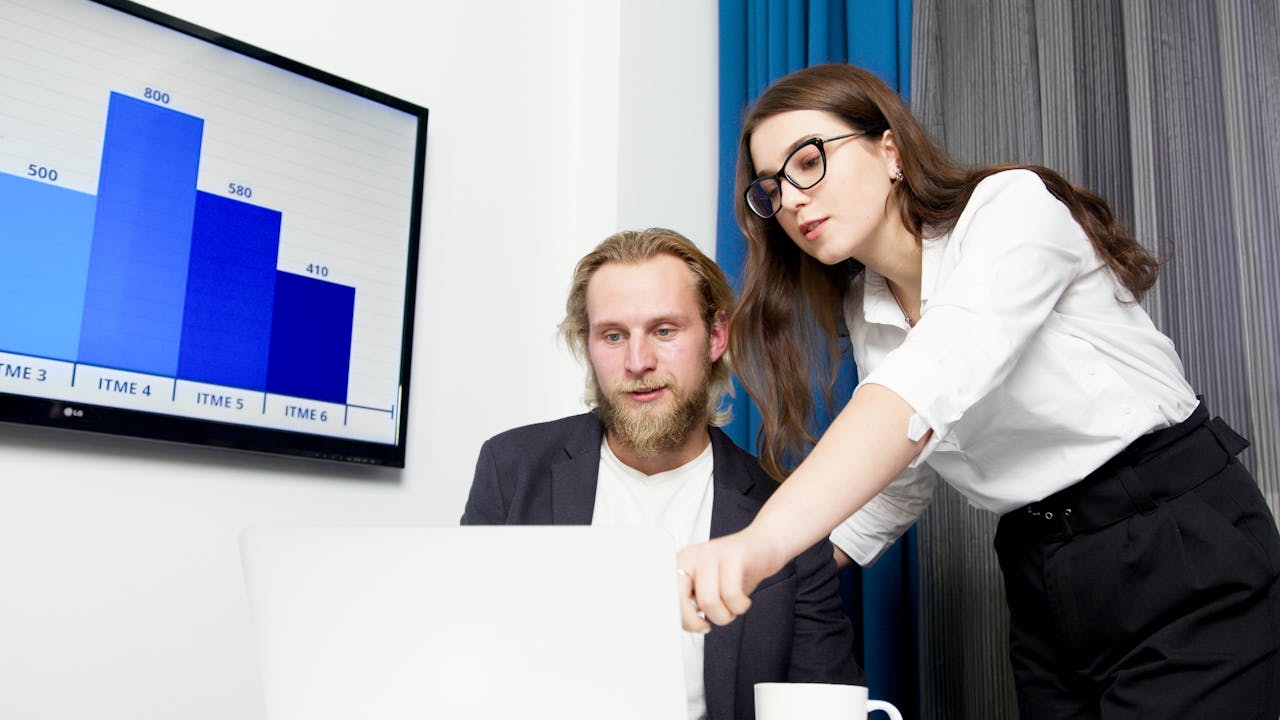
[676,566,710,633]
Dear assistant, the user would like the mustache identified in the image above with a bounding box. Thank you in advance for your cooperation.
[614,375,675,394]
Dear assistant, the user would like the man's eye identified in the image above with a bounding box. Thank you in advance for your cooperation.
[656,328,674,337]
[603,332,622,342]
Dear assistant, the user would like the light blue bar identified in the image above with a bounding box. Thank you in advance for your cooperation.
[0,171,96,361]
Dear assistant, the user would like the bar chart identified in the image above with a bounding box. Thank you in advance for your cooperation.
[0,90,361,427]
[0,0,423,451]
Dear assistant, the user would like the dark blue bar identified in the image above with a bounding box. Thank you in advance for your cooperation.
[79,91,203,376]
[0,172,96,361]
[176,191,281,390]
[266,271,354,404]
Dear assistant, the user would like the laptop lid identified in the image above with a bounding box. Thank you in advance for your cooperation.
[240,526,687,720]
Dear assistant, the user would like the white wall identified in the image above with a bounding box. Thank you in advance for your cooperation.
[618,1,719,248]
[0,2,717,718]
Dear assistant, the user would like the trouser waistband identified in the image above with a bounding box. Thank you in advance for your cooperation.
[1001,401,1250,541]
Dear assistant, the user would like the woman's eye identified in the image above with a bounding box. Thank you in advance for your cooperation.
[604,332,622,343]
[794,147,822,171]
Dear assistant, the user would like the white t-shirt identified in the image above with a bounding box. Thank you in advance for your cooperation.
[831,169,1198,566]
[593,439,714,720]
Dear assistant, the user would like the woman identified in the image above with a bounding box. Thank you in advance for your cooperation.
[676,64,1280,717]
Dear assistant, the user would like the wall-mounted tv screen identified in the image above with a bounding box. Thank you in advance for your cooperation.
[0,0,427,466]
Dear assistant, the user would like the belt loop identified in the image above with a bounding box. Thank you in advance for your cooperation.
[1118,467,1157,516]
[1057,508,1075,539]
[1206,417,1250,457]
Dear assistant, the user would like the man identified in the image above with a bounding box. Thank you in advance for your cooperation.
[461,228,863,720]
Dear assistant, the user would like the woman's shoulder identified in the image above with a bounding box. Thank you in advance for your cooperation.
[970,168,1055,206]
[951,168,1079,242]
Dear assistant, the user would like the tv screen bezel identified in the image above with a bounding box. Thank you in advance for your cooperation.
[0,0,428,468]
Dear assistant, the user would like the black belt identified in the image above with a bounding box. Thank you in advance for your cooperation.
[1002,401,1250,541]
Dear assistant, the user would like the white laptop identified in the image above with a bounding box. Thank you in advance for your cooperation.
[240,526,688,720]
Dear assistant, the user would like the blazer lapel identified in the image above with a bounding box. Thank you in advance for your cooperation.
[703,428,764,720]
[708,429,761,538]
[550,418,605,525]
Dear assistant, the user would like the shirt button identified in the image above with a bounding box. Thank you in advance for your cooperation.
[1122,407,1132,415]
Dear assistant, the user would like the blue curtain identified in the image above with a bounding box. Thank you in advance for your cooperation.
[716,0,917,714]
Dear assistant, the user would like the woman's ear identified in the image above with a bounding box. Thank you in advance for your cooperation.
[881,129,901,180]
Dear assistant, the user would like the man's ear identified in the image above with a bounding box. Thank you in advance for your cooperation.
[707,312,729,363]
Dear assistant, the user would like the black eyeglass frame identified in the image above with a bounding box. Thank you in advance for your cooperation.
[743,131,869,219]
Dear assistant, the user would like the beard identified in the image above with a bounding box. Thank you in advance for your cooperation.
[593,361,711,458]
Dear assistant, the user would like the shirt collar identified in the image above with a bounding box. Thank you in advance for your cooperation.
[862,270,910,329]
[858,234,949,329]
[919,233,947,308]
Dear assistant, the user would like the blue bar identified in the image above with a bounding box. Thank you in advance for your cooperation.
[0,172,96,361]
[79,91,203,376]
[266,271,354,404]
[176,191,281,390]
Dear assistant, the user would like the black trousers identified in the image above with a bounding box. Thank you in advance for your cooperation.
[995,403,1280,719]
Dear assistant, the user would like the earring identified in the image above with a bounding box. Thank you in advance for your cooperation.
[894,166,904,181]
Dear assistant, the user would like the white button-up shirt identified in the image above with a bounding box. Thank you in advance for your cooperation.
[830,170,1198,566]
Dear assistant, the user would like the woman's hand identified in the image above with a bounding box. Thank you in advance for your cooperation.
[673,385,929,633]
[676,526,790,632]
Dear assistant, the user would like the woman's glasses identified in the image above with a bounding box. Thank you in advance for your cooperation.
[743,131,867,219]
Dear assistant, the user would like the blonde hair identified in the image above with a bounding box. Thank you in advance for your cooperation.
[560,228,736,426]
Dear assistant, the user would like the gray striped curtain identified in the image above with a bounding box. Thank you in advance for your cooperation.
[910,1,1280,716]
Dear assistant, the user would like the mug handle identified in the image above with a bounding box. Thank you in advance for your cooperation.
[867,699,902,720]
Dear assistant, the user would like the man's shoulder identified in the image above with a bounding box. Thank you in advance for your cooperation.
[482,412,602,453]
[708,426,779,502]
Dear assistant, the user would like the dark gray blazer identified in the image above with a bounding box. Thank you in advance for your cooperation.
[461,412,864,720]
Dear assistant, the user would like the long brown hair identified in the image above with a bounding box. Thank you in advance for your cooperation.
[731,64,1158,481]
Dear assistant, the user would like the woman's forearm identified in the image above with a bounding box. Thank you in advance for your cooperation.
[677,383,930,631]
[748,383,929,563]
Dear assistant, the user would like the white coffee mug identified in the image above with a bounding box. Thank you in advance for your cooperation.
[755,682,903,720]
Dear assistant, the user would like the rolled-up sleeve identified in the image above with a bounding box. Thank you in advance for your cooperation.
[830,462,938,566]
[862,170,1091,462]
